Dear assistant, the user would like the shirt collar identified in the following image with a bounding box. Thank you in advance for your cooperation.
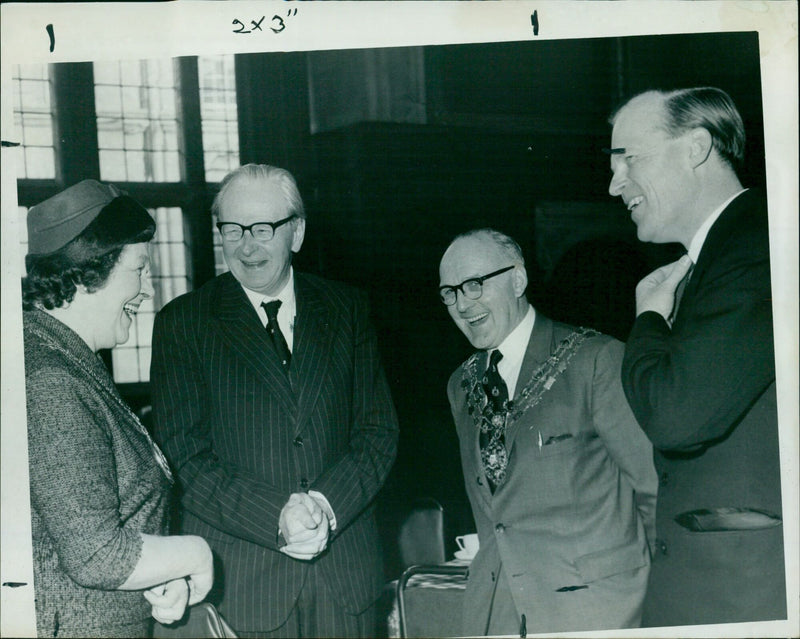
[491,304,535,398]
[496,304,535,360]
[687,189,748,263]
[241,268,296,321]
[241,268,292,302]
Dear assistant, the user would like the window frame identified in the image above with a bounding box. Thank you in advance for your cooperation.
[14,58,221,402]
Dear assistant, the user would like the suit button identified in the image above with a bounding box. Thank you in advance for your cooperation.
[293,436,304,448]
[659,472,669,486]
[657,539,668,556]
[300,478,309,490]
[477,476,483,486]
[495,523,505,534]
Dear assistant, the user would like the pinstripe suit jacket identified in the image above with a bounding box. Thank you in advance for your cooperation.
[150,271,398,632]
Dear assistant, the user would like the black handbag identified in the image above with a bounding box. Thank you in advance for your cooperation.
[153,602,237,638]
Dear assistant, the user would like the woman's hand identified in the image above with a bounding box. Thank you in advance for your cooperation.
[119,533,214,605]
[144,578,189,624]
[186,536,214,605]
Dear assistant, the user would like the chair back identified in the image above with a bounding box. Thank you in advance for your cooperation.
[397,497,446,568]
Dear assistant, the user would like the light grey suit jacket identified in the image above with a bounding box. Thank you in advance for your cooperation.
[448,314,657,635]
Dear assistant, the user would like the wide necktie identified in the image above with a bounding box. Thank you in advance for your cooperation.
[261,300,291,370]
[669,259,695,324]
[480,349,509,492]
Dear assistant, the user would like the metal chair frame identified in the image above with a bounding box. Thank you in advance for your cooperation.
[396,563,469,638]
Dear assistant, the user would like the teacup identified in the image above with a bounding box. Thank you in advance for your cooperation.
[455,533,479,557]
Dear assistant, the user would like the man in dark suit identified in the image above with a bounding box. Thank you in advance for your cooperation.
[440,228,657,636]
[150,164,398,637]
[607,87,786,626]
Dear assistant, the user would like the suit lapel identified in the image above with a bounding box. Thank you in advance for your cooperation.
[682,190,759,313]
[212,274,296,413]
[504,315,554,452]
[469,319,554,501]
[292,275,335,434]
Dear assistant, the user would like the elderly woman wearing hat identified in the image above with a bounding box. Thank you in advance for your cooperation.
[22,180,213,638]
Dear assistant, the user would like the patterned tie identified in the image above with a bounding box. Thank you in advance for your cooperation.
[480,349,509,492]
[261,300,291,370]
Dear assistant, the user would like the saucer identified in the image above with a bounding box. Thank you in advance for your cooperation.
[454,549,476,561]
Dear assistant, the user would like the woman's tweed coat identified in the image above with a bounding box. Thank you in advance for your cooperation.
[24,309,172,638]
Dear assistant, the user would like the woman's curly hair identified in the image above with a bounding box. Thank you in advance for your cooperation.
[22,249,125,311]
[22,195,155,311]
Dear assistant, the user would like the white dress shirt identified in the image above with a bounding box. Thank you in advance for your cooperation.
[491,305,536,399]
[242,269,297,352]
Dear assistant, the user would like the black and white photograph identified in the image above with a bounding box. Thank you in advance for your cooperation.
[2,2,797,637]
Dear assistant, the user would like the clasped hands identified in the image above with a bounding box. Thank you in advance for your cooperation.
[635,254,693,321]
[278,492,331,560]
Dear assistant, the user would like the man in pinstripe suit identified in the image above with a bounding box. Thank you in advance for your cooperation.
[150,164,399,637]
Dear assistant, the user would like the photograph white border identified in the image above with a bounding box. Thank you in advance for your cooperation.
[2,2,797,637]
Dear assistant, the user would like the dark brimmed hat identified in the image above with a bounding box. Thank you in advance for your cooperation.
[27,180,151,255]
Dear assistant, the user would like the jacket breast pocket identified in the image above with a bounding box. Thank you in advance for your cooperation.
[574,541,648,583]
[531,430,596,459]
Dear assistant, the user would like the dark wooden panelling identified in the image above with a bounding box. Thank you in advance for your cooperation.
[234,52,313,185]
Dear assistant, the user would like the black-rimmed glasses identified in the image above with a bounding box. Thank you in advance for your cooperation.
[216,214,298,242]
[439,265,515,306]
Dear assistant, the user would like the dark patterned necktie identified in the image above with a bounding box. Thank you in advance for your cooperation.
[261,300,291,370]
[480,349,509,492]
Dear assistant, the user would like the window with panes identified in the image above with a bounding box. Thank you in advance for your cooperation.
[12,56,239,386]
